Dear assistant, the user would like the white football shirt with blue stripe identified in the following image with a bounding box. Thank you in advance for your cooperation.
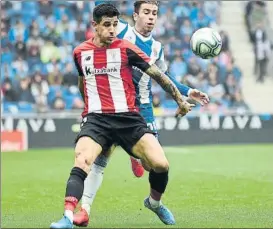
[117,19,167,108]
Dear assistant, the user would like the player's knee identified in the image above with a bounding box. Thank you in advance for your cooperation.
[74,141,94,172]
[74,150,93,173]
[141,159,151,172]
[74,136,102,173]
[151,159,169,173]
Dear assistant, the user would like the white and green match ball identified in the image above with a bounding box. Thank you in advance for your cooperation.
[190,27,222,59]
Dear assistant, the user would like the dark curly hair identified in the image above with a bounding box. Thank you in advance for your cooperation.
[93,3,120,23]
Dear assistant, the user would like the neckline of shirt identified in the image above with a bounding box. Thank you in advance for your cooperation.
[132,27,153,42]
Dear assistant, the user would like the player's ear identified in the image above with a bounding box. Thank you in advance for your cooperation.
[92,20,98,31]
[133,12,138,22]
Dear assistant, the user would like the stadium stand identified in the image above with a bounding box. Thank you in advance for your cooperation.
[1,1,249,115]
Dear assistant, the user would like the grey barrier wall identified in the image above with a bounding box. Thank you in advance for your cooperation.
[1,114,273,148]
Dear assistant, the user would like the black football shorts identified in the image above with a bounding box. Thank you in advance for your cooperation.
[75,112,155,157]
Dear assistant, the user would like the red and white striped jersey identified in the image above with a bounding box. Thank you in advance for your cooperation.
[73,38,152,116]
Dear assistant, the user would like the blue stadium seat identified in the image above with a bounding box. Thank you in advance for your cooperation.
[3,102,19,114]
[17,102,35,113]
[48,86,63,103]
[64,95,75,110]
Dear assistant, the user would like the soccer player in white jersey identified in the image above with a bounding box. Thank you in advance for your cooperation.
[73,1,209,227]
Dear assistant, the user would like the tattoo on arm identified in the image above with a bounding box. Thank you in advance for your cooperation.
[145,64,185,106]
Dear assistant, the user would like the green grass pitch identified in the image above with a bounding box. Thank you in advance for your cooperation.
[2,144,273,228]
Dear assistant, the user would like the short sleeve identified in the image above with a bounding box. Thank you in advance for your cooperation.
[125,42,152,72]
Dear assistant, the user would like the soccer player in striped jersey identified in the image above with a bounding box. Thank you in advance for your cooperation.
[73,1,209,227]
[50,3,195,228]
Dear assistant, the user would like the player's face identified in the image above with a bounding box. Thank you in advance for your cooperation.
[134,3,158,34]
[93,16,119,45]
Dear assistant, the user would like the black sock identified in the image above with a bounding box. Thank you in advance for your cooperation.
[65,167,87,201]
[149,169,169,194]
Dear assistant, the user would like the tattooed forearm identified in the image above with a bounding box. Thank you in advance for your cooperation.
[78,77,85,101]
[145,64,184,106]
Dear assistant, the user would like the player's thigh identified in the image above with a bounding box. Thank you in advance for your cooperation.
[132,133,169,173]
[141,113,159,171]
[74,136,102,173]
[75,114,113,173]
[114,112,152,158]
[113,112,168,172]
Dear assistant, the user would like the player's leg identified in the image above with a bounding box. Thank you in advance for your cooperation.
[50,137,103,229]
[132,133,175,225]
[73,145,116,227]
[51,114,113,229]
[139,118,157,172]
[130,111,157,177]
[132,133,169,201]
[117,113,174,225]
[82,146,115,213]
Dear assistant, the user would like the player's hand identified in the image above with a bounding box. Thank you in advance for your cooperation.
[175,101,195,117]
[188,89,210,106]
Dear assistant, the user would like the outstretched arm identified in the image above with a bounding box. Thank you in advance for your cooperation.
[156,50,209,105]
[166,71,209,105]
[166,71,190,96]
[145,64,194,116]
[146,65,185,103]
[155,48,191,97]
[126,42,194,116]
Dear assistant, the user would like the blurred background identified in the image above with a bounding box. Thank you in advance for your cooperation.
[1,1,272,115]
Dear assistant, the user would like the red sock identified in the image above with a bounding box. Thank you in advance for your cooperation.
[64,196,78,212]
